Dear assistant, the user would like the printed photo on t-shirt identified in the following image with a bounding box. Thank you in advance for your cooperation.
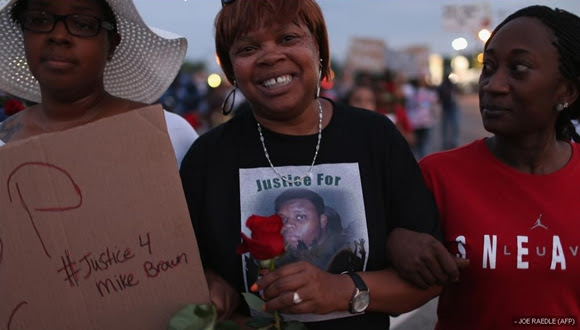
[239,163,369,322]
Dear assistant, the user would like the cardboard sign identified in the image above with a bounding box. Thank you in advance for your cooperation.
[0,105,209,330]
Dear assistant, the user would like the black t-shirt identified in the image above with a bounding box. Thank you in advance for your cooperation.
[180,99,441,329]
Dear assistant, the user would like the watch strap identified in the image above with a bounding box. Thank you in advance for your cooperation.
[345,271,368,291]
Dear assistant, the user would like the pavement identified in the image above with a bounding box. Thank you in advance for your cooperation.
[425,92,489,156]
[390,298,438,330]
[389,93,488,330]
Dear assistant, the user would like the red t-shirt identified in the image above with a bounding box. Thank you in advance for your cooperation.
[420,139,580,330]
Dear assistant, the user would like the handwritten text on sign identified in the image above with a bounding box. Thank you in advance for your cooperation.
[57,233,189,297]
[2,161,190,329]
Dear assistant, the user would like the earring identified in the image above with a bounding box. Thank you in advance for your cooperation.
[315,59,323,99]
[556,102,569,112]
[222,80,237,115]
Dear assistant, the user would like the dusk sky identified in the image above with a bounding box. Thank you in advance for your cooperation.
[133,1,580,70]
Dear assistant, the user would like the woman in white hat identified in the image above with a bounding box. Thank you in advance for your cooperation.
[0,0,197,167]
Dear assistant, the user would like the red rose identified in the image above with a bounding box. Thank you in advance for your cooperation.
[4,99,25,116]
[236,214,285,260]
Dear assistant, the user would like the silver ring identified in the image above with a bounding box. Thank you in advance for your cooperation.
[292,291,303,305]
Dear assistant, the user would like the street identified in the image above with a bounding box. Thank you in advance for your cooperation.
[427,92,490,156]
[390,92,489,330]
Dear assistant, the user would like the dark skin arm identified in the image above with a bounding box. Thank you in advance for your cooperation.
[204,269,241,320]
[205,269,255,329]
[386,228,469,289]
[255,261,440,315]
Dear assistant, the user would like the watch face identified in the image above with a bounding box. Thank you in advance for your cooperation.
[352,291,370,313]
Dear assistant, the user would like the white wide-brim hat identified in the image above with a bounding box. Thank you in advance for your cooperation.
[0,0,187,104]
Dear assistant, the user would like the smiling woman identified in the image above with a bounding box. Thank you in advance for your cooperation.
[179,1,459,329]
[0,0,198,167]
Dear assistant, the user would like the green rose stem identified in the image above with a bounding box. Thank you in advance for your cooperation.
[269,258,282,330]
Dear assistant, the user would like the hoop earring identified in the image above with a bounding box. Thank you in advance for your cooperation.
[222,81,237,115]
[315,67,322,99]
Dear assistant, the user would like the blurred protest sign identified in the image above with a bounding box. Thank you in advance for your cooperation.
[442,3,491,33]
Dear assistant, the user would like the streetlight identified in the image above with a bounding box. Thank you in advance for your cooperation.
[452,37,468,51]
[451,56,470,71]
[478,28,491,43]
[207,73,222,88]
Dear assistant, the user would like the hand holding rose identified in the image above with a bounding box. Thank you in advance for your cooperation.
[254,261,351,315]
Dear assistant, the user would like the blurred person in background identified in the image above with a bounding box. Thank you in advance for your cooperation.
[345,82,416,147]
[344,83,376,111]
[404,75,439,159]
[158,71,203,116]
[379,78,416,148]
[437,73,460,150]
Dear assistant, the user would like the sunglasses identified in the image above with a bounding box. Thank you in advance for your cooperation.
[221,0,236,6]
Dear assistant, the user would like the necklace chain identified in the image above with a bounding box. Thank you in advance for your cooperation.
[257,99,323,185]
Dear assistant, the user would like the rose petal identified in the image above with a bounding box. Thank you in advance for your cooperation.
[237,215,285,260]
